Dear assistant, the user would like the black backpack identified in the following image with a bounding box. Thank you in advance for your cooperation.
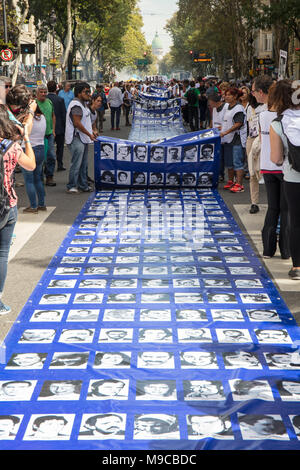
[186,88,198,106]
[276,114,300,172]
[0,139,14,228]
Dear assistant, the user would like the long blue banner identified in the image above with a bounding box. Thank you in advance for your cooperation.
[0,188,300,449]
[94,129,220,191]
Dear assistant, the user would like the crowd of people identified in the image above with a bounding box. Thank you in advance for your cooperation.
[0,72,299,316]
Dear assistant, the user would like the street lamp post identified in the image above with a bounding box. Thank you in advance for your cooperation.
[2,0,8,76]
[49,11,57,80]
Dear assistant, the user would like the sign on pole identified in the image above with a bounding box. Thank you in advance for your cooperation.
[0,48,13,62]
[278,50,287,80]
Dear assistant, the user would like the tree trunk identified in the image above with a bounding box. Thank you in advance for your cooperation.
[60,0,72,81]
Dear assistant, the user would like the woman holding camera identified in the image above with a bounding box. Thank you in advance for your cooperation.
[0,105,36,314]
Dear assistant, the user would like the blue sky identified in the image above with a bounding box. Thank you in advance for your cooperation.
[138,0,179,55]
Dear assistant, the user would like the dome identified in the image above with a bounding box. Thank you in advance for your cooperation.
[152,32,164,57]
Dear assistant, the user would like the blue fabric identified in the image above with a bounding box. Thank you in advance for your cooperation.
[1,189,300,449]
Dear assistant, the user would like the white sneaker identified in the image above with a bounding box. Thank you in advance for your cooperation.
[66,187,79,194]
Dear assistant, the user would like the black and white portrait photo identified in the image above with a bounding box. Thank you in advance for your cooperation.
[38,380,82,401]
[87,379,129,400]
[238,413,289,440]
[136,380,177,400]
[187,414,233,440]
[167,147,181,163]
[98,328,133,342]
[200,144,214,161]
[78,413,126,440]
[137,351,175,369]
[184,380,225,401]
[116,144,131,161]
[0,380,36,401]
[93,351,131,369]
[23,414,75,441]
[134,414,180,439]
[103,309,135,321]
[229,379,274,402]
[100,142,115,159]
[133,145,148,162]
[66,309,100,322]
[117,171,131,185]
[101,170,115,183]
[182,145,198,162]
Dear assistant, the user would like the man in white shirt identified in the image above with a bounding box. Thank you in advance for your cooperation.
[107,82,123,130]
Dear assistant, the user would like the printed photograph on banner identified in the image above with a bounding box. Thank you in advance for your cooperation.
[73,293,104,304]
[178,328,212,342]
[264,352,300,369]
[18,328,56,343]
[137,351,175,369]
[55,267,81,275]
[133,171,147,185]
[198,172,213,187]
[216,328,252,343]
[94,351,131,368]
[136,380,177,401]
[134,414,180,440]
[180,351,218,369]
[222,351,262,369]
[49,352,89,369]
[182,173,197,186]
[116,144,131,161]
[149,172,164,185]
[58,328,95,343]
[200,143,214,161]
[133,144,148,162]
[87,379,129,400]
[229,379,274,401]
[277,380,300,401]
[103,308,135,321]
[110,279,138,288]
[0,415,23,440]
[0,380,37,401]
[47,279,77,289]
[30,309,65,322]
[176,308,207,321]
[100,142,115,159]
[183,145,198,162]
[98,328,133,342]
[167,147,182,163]
[66,309,100,322]
[246,308,281,322]
[186,414,234,440]
[150,146,165,163]
[5,352,48,369]
[38,380,82,401]
[101,170,115,183]
[254,328,292,344]
[78,413,126,440]
[238,413,289,440]
[138,328,173,343]
[211,309,244,321]
[184,380,225,401]
[117,170,131,185]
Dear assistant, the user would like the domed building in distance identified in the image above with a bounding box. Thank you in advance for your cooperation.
[151,31,164,60]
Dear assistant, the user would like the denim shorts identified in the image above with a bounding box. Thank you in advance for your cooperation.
[223,144,245,170]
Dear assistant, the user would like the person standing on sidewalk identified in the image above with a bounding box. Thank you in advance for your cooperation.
[36,85,57,187]
[107,82,123,131]
[47,80,67,172]
[65,82,96,194]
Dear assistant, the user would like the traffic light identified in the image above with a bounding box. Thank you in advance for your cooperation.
[143,51,147,57]
[189,50,193,55]
[21,44,35,54]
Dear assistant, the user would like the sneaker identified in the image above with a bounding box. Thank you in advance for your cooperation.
[57,166,66,172]
[116,127,120,130]
[263,255,272,259]
[23,207,38,214]
[46,177,56,187]
[110,127,115,131]
[223,180,235,190]
[249,204,259,214]
[230,183,244,193]
[79,186,93,193]
[288,268,300,280]
[66,187,79,194]
[37,206,47,211]
[0,302,11,315]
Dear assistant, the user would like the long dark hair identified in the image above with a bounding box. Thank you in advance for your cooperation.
[0,105,21,141]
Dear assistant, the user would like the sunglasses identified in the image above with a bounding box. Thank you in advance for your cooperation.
[5,84,12,89]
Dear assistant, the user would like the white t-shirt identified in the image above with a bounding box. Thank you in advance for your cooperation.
[29,115,47,147]
[271,109,300,183]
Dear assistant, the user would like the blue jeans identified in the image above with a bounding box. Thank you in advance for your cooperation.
[21,145,45,208]
[45,134,56,178]
[110,106,121,129]
[67,136,89,190]
[0,205,17,294]
[223,144,245,170]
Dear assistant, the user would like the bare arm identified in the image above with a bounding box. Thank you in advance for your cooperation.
[270,125,284,166]
[17,127,36,171]
[220,122,242,138]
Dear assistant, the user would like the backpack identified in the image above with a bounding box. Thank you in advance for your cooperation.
[0,139,14,229]
[277,114,300,172]
[186,88,198,106]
